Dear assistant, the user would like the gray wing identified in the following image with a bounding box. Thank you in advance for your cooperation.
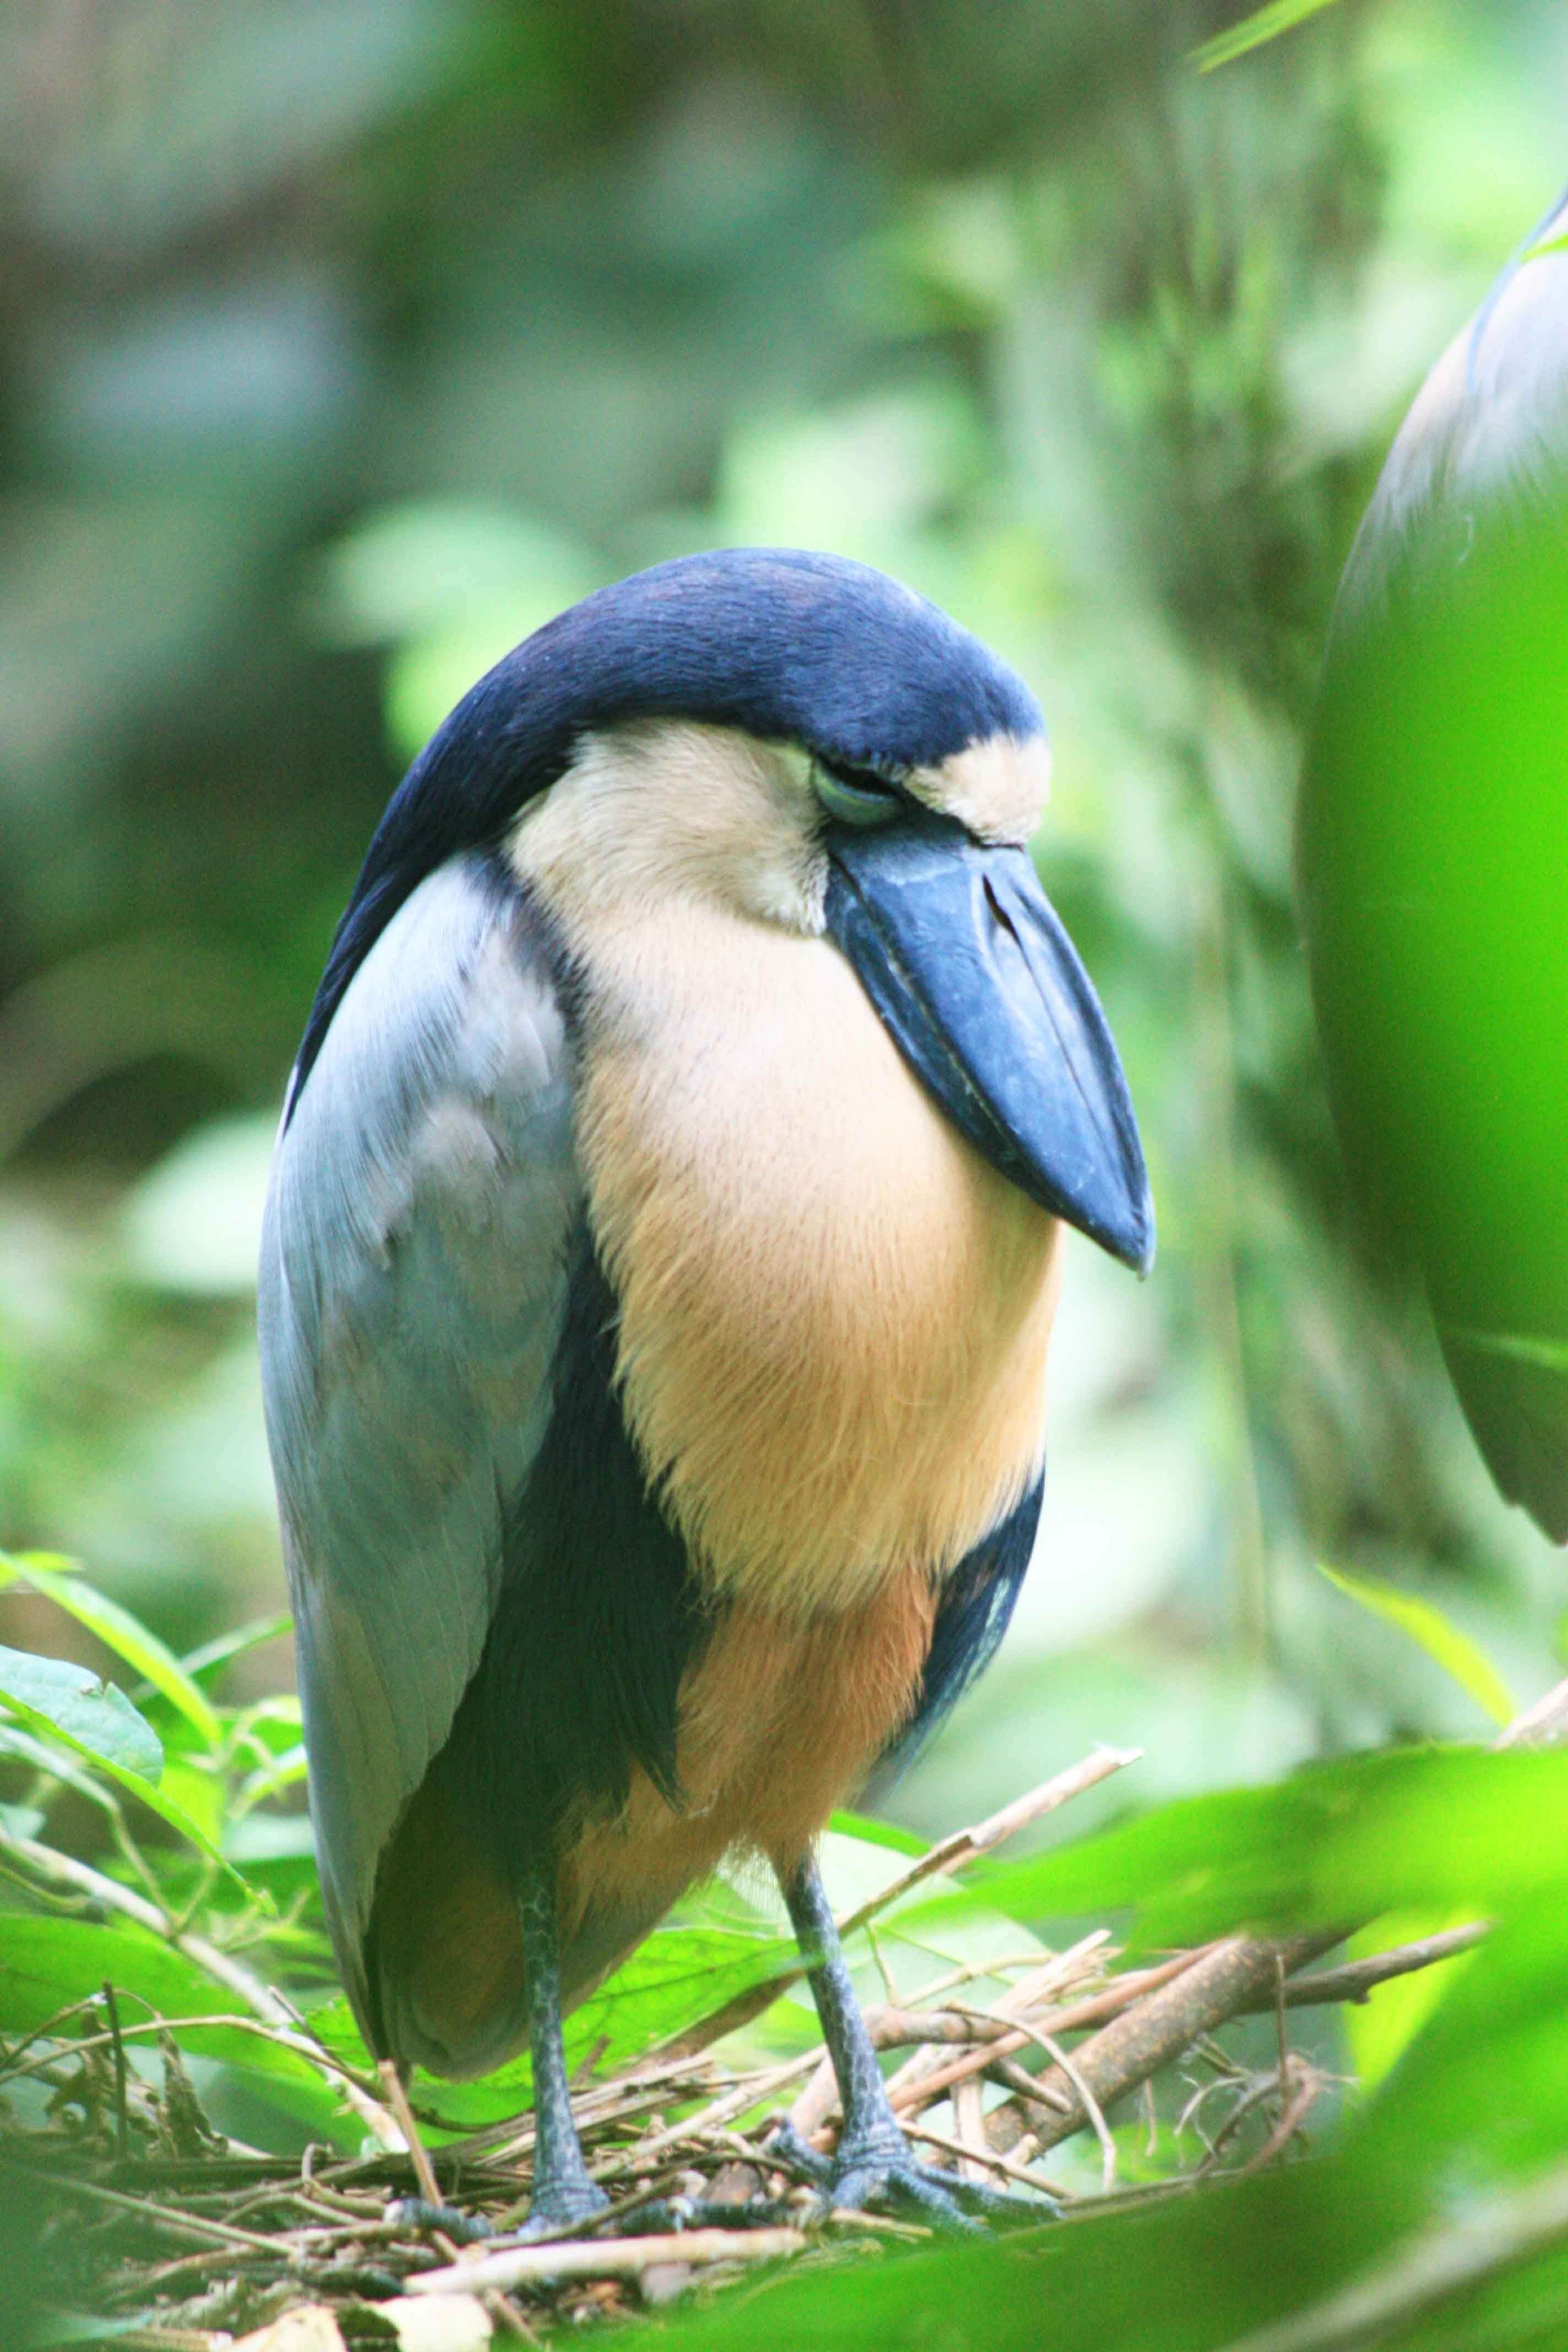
[258,852,578,2037]
[1341,189,1568,620]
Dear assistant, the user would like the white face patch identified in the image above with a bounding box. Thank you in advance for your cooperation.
[509,720,830,937]
[904,731,1052,846]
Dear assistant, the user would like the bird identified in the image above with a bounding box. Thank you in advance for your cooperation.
[1298,187,1568,1543]
[259,546,1153,2231]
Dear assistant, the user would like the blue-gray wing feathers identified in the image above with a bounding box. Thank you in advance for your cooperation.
[258,853,577,2036]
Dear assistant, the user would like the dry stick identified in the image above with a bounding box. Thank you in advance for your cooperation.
[1037,2032,1117,2193]
[792,1929,1118,2139]
[1237,1923,1488,2013]
[837,1748,1142,1942]
[595,2053,824,2181]
[984,1933,1341,2162]
[900,2116,1065,2196]
[407,2225,807,2297]
[101,1978,129,2161]
[0,2009,384,2092]
[665,1746,1140,2059]
[984,1675,1568,2166]
[1234,2072,1322,2180]
[379,2059,443,2208]
[1,1826,402,2150]
[890,1945,1213,2117]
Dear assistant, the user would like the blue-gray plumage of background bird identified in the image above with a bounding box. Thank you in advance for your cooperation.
[1299,189,1568,1543]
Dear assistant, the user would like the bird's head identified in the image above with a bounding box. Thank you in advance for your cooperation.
[300,547,1154,1273]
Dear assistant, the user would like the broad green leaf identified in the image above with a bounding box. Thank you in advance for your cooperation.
[1319,1562,1516,1727]
[1359,1896,1568,2193]
[0,1645,251,1892]
[1190,0,1344,72]
[1343,1907,1480,2090]
[0,1915,355,2144]
[0,1553,221,1751]
[827,1809,929,1858]
[0,1643,162,1781]
[308,1925,799,2135]
[913,1746,1568,1948]
[158,1756,226,1846]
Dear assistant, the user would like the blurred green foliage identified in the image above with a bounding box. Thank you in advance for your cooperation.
[8,0,1562,1815]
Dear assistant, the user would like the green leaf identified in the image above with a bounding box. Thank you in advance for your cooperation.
[0,1643,251,1891]
[827,1809,929,1858]
[0,1643,162,1781]
[1524,232,1568,264]
[913,1745,1568,1948]
[1319,1562,1517,1727]
[1342,1907,1481,2091]
[647,1905,1568,2352]
[319,1924,801,2134]
[177,1611,293,1687]
[0,1553,221,1751]
[0,1915,355,2144]
[1190,0,1344,73]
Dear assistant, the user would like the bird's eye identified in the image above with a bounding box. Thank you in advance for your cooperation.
[812,760,902,829]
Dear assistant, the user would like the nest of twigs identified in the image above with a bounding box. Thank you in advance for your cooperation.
[2,1746,1487,2350]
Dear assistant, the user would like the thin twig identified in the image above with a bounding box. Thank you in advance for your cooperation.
[1037,2032,1117,2193]
[101,1979,129,2161]
[12,2163,287,2255]
[837,1749,1142,1940]
[407,2225,808,2297]
[380,2059,442,2207]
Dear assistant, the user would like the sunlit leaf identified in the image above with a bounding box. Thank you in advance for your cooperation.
[827,1809,929,1858]
[1319,1562,1516,1727]
[914,1746,1568,1947]
[1343,1907,1480,2090]
[307,1925,801,2135]
[1191,0,1345,73]
[0,1643,252,1892]
[177,1612,293,1686]
[0,1916,356,2144]
[0,1552,221,1750]
[0,1642,162,1782]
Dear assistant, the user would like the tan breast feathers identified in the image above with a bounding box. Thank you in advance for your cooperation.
[513,724,1061,1616]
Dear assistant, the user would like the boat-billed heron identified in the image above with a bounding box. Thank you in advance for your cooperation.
[260,547,1152,2229]
[1299,190,1568,1542]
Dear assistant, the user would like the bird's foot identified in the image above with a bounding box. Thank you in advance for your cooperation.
[388,2197,494,2246]
[513,2174,611,2243]
[596,2193,799,2236]
[767,2117,1052,2234]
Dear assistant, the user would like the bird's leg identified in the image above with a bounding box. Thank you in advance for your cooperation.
[774,1854,1048,2231]
[515,1854,609,2238]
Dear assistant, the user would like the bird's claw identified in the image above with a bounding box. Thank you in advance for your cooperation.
[771,2121,1053,2234]
[763,2116,834,2186]
[513,2177,612,2242]
[388,2197,494,2245]
[598,2193,799,2236]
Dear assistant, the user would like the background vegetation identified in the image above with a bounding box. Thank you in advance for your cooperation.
[3,1,1568,2345]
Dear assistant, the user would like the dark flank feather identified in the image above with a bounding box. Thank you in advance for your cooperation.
[880,1477,1044,1777]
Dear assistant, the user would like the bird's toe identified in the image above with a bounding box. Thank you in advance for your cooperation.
[815,2127,1053,2233]
[514,2177,612,2242]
